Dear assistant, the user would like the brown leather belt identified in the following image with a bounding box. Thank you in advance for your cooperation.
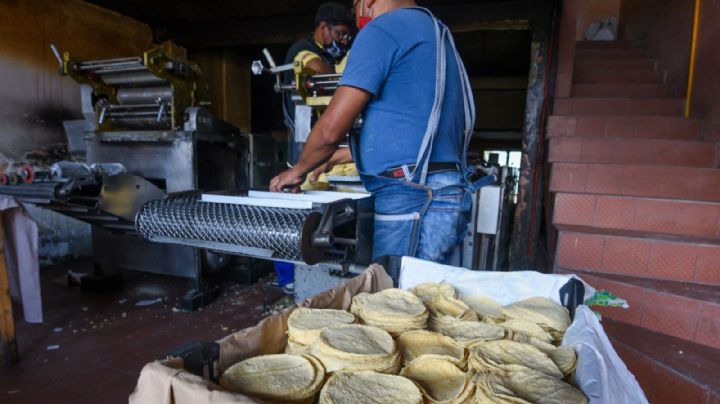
[378,162,460,179]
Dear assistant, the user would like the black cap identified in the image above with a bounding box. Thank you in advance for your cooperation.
[315,2,353,26]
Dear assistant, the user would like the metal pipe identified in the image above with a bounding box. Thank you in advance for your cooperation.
[116,87,172,105]
[79,62,145,72]
[685,0,702,118]
[94,65,148,74]
[80,57,142,66]
[312,80,341,85]
[107,111,162,117]
[332,237,357,246]
[108,104,162,110]
[268,63,295,74]
[101,71,167,86]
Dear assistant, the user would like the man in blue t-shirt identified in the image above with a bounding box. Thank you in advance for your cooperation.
[271,0,475,264]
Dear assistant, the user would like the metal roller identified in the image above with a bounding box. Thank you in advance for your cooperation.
[117,87,172,105]
[109,116,171,130]
[136,195,317,261]
[101,71,168,87]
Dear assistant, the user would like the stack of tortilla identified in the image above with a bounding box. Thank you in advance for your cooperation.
[410,282,456,304]
[501,297,571,343]
[459,294,505,322]
[310,324,401,373]
[286,308,356,355]
[319,371,423,404]
[217,284,586,404]
[350,289,428,336]
[475,365,588,404]
[424,293,505,346]
[467,339,563,379]
[220,354,325,403]
[396,330,467,368]
[400,357,476,403]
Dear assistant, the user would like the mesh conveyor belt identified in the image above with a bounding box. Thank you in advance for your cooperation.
[136,196,312,260]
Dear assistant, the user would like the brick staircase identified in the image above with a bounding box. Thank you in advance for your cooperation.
[549,41,720,403]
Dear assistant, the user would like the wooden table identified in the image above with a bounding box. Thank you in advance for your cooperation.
[0,217,19,365]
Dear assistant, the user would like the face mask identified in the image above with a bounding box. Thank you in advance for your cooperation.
[325,38,347,60]
[358,16,372,30]
[357,0,372,30]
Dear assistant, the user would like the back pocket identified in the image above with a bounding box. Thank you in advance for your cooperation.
[372,212,421,260]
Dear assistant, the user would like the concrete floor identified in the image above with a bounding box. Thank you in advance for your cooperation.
[0,259,288,403]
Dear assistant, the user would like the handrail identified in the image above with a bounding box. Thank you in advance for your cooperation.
[684,0,702,118]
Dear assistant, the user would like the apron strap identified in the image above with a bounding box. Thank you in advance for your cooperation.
[350,7,475,186]
[405,7,475,185]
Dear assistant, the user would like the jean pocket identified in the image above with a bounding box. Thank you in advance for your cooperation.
[372,212,421,260]
[417,208,465,262]
[428,191,463,212]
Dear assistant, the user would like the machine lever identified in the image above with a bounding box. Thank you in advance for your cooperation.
[50,43,63,70]
[262,48,277,68]
[156,99,167,122]
[98,105,108,124]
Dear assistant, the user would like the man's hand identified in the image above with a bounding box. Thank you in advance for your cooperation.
[270,86,371,193]
[269,168,305,193]
[308,162,334,182]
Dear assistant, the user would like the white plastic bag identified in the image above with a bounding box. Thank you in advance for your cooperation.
[564,306,649,404]
[585,17,618,41]
[398,256,648,404]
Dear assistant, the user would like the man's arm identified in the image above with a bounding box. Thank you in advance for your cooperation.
[295,51,333,74]
[305,57,333,75]
[269,86,371,192]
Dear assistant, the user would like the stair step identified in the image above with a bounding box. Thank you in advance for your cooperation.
[574,69,664,84]
[556,229,720,285]
[575,40,642,50]
[576,48,650,59]
[547,116,701,139]
[553,98,684,116]
[548,137,715,167]
[575,58,657,71]
[553,193,720,239]
[567,270,720,350]
[550,163,720,202]
[572,83,672,98]
[603,318,720,403]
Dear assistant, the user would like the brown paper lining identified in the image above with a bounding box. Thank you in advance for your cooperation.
[130,264,394,404]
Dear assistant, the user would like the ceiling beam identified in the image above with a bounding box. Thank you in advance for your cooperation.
[156,1,551,48]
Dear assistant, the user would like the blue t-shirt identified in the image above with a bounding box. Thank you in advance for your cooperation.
[339,8,466,176]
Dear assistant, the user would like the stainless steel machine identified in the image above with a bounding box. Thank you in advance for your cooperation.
[46,42,255,286]
[0,42,292,308]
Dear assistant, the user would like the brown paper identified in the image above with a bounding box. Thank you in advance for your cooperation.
[130,264,394,404]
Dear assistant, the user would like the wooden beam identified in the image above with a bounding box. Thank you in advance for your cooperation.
[508,2,558,271]
[0,216,19,366]
[156,1,552,48]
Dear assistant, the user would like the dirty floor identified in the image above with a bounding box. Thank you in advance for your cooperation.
[0,260,289,403]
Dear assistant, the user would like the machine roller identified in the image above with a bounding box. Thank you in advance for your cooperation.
[136,191,374,268]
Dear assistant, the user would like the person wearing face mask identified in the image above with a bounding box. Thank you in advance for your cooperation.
[281,2,354,165]
[274,2,354,296]
[271,0,484,265]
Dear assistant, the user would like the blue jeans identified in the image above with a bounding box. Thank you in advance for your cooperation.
[366,172,472,264]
